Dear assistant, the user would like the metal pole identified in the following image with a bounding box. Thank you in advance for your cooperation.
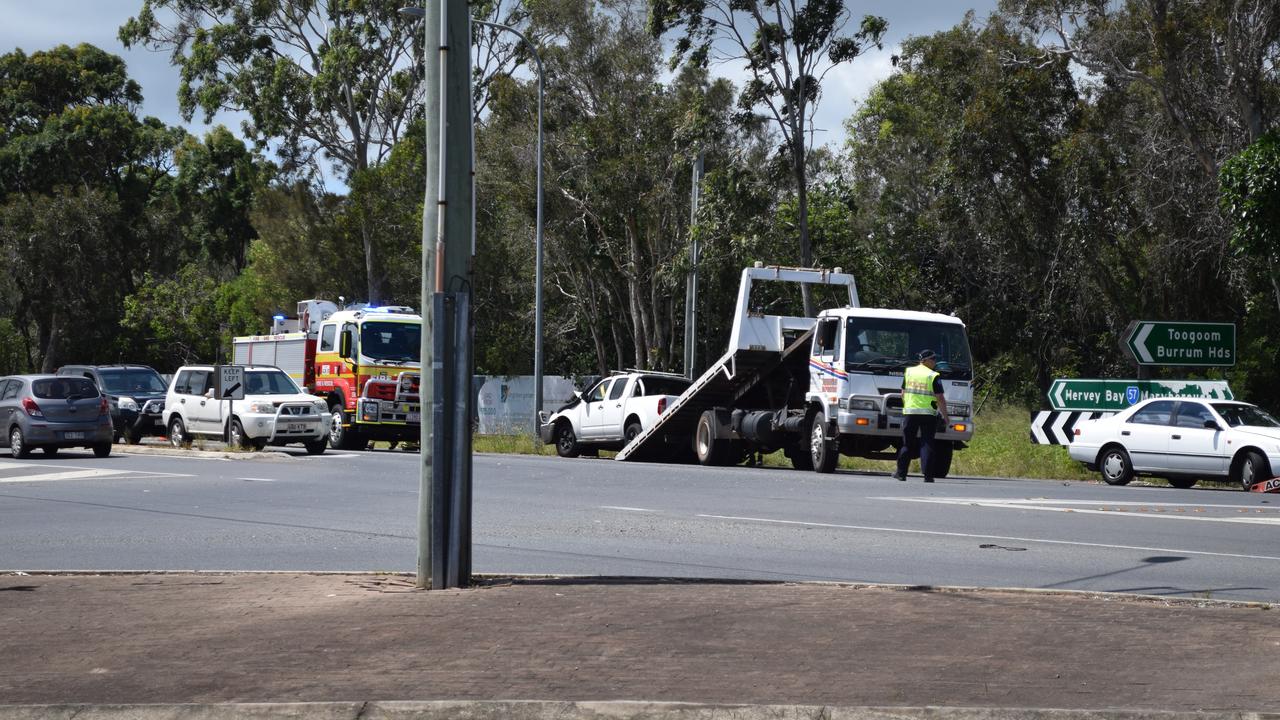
[473,20,544,436]
[400,2,444,590]
[448,291,471,587]
[441,0,474,589]
[684,153,703,379]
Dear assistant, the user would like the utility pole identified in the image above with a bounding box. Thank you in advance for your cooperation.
[405,0,474,590]
[683,153,704,380]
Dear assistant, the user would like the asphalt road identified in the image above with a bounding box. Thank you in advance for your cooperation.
[2,445,1278,602]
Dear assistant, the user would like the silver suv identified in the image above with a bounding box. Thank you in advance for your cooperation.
[164,365,329,454]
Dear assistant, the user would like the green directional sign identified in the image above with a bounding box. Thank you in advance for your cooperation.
[1047,378,1234,412]
[1123,321,1235,366]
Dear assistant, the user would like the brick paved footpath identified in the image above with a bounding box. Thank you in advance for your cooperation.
[2,573,1277,713]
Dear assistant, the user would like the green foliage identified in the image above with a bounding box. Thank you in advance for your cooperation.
[1221,132,1280,260]
[122,264,231,366]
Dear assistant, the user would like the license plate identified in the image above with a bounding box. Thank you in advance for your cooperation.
[287,423,306,432]
[407,412,421,423]
[64,432,84,440]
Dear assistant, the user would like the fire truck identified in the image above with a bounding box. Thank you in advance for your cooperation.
[232,300,422,450]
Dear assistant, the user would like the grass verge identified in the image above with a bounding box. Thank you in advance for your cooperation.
[470,404,1098,480]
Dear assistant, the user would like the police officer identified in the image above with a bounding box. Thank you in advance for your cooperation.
[893,349,949,483]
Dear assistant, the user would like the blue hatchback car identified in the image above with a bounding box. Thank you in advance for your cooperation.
[0,375,114,458]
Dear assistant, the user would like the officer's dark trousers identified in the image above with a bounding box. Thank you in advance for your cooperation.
[895,414,937,480]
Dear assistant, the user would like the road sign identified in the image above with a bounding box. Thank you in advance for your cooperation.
[1029,410,1115,445]
[1047,378,1233,412]
[216,365,245,400]
[1123,321,1235,366]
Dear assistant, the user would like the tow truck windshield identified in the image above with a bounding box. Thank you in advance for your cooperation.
[360,321,421,363]
[844,317,973,380]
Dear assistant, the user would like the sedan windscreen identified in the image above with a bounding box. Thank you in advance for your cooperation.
[1213,403,1280,428]
[33,377,100,400]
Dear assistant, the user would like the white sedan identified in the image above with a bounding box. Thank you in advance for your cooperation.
[1068,397,1280,489]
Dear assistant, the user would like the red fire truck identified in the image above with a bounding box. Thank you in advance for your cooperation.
[233,300,422,450]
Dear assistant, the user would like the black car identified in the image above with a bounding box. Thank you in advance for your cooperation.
[56,364,168,444]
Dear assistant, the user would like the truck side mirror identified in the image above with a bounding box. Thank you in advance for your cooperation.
[339,330,353,359]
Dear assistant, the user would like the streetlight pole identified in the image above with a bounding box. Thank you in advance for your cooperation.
[471,20,544,436]
[400,1,474,590]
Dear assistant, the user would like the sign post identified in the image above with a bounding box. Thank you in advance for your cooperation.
[1122,321,1235,367]
[214,365,246,444]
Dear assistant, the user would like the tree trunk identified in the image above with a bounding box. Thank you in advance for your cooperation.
[362,217,386,304]
[39,310,60,374]
[793,136,815,317]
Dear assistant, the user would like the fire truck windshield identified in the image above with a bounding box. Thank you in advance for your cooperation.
[359,321,421,363]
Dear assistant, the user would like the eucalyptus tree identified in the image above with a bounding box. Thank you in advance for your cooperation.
[120,0,425,303]
[649,0,886,315]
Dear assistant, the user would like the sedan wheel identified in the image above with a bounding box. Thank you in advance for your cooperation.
[1238,450,1271,490]
[1099,445,1133,486]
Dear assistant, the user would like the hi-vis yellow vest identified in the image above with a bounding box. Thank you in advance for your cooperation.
[902,364,940,416]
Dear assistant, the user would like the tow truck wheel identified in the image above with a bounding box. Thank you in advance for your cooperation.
[695,411,727,466]
[809,410,838,474]
[329,404,365,451]
[932,441,954,479]
[787,442,813,471]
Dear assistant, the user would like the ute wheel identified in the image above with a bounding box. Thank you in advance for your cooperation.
[304,438,327,455]
[329,404,365,451]
[932,441,954,479]
[1236,449,1271,490]
[92,443,111,458]
[228,418,256,451]
[624,421,643,446]
[124,430,143,445]
[1098,445,1133,485]
[555,422,581,458]
[1167,476,1197,489]
[809,410,838,474]
[10,427,30,459]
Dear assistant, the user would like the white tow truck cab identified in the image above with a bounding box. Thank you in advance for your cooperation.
[616,264,975,476]
[810,306,975,472]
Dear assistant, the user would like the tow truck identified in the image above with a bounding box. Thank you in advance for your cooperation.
[616,264,975,475]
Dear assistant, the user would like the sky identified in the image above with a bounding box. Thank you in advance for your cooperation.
[1,0,1001,183]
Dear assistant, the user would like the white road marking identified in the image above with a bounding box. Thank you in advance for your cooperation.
[696,513,1280,562]
[880,496,1280,526]
[317,453,360,459]
[0,462,191,483]
[600,506,655,513]
[237,477,276,482]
